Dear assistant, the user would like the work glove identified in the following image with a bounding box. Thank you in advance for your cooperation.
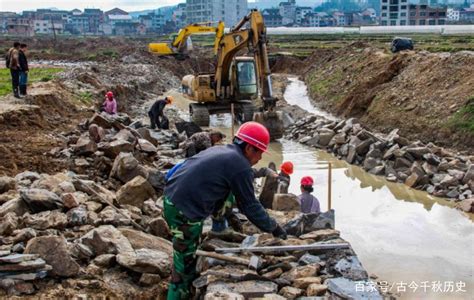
[227,213,243,233]
[272,224,287,240]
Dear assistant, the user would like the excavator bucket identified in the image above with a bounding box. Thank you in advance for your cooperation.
[148,43,174,55]
[253,111,283,141]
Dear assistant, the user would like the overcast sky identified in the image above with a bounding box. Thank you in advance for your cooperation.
[0,0,189,13]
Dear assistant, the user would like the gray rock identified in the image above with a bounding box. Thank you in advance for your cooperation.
[119,228,173,256]
[206,281,278,298]
[89,113,114,129]
[116,248,171,276]
[422,162,437,176]
[299,254,322,266]
[0,254,38,263]
[0,258,46,272]
[394,157,412,170]
[423,153,441,166]
[366,148,382,159]
[67,205,88,226]
[439,175,458,188]
[139,273,162,287]
[346,146,356,164]
[362,158,378,171]
[383,144,400,160]
[463,165,474,184]
[137,139,158,154]
[147,217,171,239]
[0,212,18,236]
[406,146,431,159]
[99,139,134,158]
[0,176,16,194]
[109,152,148,184]
[98,206,131,226]
[73,135,97,156]
[116,176,156,207]
[142,199,161,217]
[20,188,63,213]
[114,129,136,144]
[137,127,158,146]
[23,211,68,230]
[79,225,135,256]
[316,129,335,146]
[14,171,40,184]
[24,236,79,278]
[456,198,474,213]
[326,278,382,300]
[446,189,460,199]
[334,256,368,280]
[329,132,346,145]
[368,166,385,176]
[92,254,116,268]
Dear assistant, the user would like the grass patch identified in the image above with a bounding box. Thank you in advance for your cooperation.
[77,91,94,104]
[448,97,474,134]
[0,67,64,97]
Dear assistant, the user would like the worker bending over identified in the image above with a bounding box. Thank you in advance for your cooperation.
[148,96,172,129]
[163,121,287,300]
[180,129,226,158]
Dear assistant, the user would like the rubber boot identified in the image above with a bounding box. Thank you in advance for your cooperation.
[19,85,27,97]
[13,87,20,98]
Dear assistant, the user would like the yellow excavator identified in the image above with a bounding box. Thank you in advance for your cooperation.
[181,10,283,139]
[148,21,225,57]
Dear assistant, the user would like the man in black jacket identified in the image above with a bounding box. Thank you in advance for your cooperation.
[18,43,29,97]
[6,42,20,98]
[164,121,287,300]
[148,96,172,129]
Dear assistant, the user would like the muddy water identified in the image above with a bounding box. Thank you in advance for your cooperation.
[164,81,473,299]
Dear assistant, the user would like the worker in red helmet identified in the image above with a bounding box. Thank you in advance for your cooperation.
[163,121,287,300]
[101,91,117,115]
[298,176,320,214]
[277,161,293,193]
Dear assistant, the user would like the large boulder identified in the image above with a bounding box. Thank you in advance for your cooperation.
[20,188,63,213]
[73,135,97,156]
[116,248,171,277]
[24,236,80,277]
[116,176,155,207]
[463,164,474,184]
[23,211,68,230]
[110,152,148,184]
[0,198,29,217]
[114,129,136,144]
[272,193,300,211]
[79,225,135,257]
[137,139,157,154]
[0,212,18,235]
[99,139,134,158]
[119,228,172,256]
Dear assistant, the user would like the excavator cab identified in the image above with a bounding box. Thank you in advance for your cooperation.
[235,58,258,98]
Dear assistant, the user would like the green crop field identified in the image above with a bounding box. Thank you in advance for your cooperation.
[0,67,64,97]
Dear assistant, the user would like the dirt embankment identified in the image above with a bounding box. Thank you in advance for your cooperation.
[296,43,474,152]
[0,39,209,176]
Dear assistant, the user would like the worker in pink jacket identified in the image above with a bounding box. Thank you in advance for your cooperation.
[101,91,117,114]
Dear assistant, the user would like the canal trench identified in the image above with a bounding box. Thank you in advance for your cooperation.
[157,76,473,299]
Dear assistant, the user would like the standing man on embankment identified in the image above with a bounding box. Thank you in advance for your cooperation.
[163,121,288,300]
[6,42,21,98]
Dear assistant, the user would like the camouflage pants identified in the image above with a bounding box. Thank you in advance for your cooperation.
[163,196,203,300]
[211,193,235,232]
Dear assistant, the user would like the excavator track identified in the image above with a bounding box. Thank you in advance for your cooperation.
[189,103,210,127]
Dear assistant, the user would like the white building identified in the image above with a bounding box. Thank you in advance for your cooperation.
[380,0,409,26]
[186,0,248,27]
[296,6,312,25]
[279,0,297,25]
[447,8,460,21]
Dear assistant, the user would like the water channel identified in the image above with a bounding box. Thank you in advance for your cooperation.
[165,77,473,299]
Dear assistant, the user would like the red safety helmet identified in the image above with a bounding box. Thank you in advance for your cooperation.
[280,161,294,175]
[106,91,114,99]
[235,121,270,152]
[300,176,314,186]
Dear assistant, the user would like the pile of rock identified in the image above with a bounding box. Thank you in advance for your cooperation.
[285,114,474,211]
[0,162,384,298]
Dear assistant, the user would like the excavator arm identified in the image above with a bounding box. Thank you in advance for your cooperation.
[172,21,225,55]
[214,10,275,107]
[149,21,225,56]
